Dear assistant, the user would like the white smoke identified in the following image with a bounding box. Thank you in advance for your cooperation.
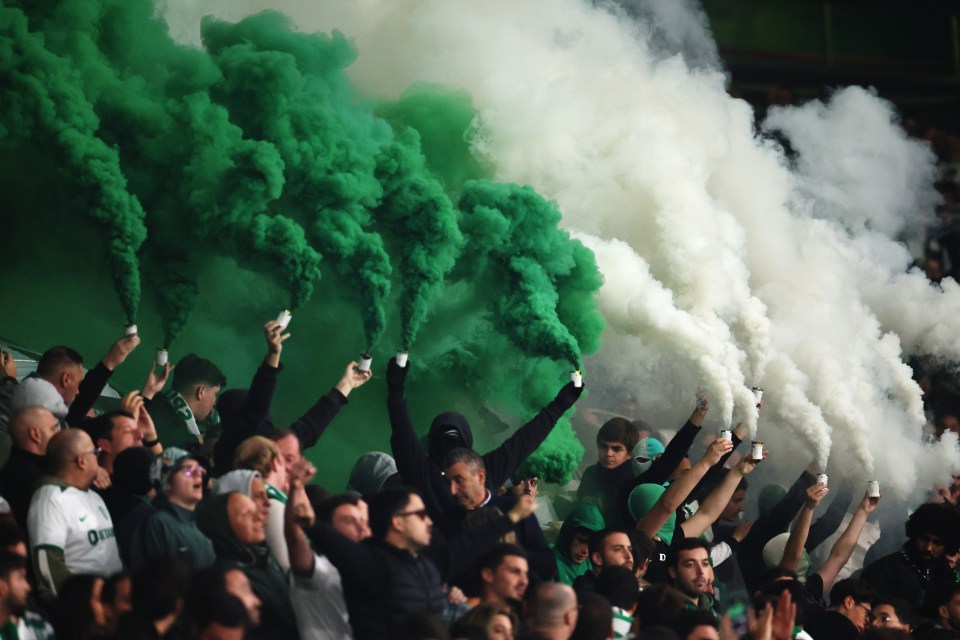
[160,0,960,498]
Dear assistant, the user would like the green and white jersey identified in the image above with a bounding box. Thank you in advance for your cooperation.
[27,479,122,579]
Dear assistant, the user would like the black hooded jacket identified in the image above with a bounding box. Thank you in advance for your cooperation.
[212,363,347,474]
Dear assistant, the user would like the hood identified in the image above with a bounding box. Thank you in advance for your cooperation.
[427,412,473,466]
[628,483,676,545]
[762,532,811,580]
[631,437,666,475]
[195,492,255,563]
[213,470,261,497]
[12,375,68,418]
[346,452,398,499]
[216,388,275,431]
[555,503,605,561]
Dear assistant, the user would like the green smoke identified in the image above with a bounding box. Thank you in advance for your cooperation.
[0,0,604,485]
[458,181,605,368]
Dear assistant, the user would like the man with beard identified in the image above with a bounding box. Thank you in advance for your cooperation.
[667,539,715,614]
[0,549,53,639]
[478,544,529,611]
[861,503,960,611]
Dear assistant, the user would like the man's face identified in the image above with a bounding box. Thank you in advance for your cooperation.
[873,603,909,630]
[60,363,85,405]
[445,461,487,509]
[107,415,142,458]
[395,494,433,550]
[33,409,61,454]
[483,555,529,603]
[249,477,271,525]
[721,489,747,522]
[103,576,132,633]
[165,459,205,507]
[75,431,100,488]
[332,502,371,542]
[593,532,633,570]
[598,441,630,470]
[194,384,221,421]
[939,594,960,629]
[569,530,590,564]
[842,597,872,633]
[224,569,261,626]
[670,547,712,600]
[275,435,301,471]
[914,532,946,565]
[228,494,265,545]
[685,625,720,640]
[2,568,30,616]
[512,477,538,499]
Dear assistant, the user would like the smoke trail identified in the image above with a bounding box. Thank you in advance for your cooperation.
[458,180,604,368]
[0,4,147,323]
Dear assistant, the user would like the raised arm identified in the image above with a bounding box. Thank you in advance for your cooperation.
[67,333,140,426]
[779,482,828,571]
[681,449,763,539]
[638,394,709,486]
[289,361,369,451]
[815,490,880,592]
[636,437,732,540]
[284,460,318,579]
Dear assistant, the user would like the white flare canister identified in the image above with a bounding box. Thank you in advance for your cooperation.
[751,440,764,461]
[816,473,829,487]
[125,324,138,336]
[357,352,372,373]
[155,348,168,367]
[571,370,582,388]
[276,309,292,330]
[396,351,408,368]
[867,480,880,498]
[719,429,732,442]
[752,386,764,408]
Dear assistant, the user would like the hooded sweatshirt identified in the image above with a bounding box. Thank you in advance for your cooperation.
[195,493,298,640]
[553,503,605,585]
[345,452,398,499]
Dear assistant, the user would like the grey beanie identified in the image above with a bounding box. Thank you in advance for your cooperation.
[11,376,68,418]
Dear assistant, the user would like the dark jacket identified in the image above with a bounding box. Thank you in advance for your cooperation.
[100,488,155,567]
[196,493,297,640]
[306,510,516,640]
[386,358,582,540]
[67,362,112,427]
[861,544,958,612]
[132,496,215,571]
[212,364,347,475]
[0,446,46,529]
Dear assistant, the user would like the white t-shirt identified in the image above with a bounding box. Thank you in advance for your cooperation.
[28,480,123,592]
[290,553,353,640]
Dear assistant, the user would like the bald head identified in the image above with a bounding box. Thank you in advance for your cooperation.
[9,406,60,454]
[528,582,578,632]
[46,429,98,486]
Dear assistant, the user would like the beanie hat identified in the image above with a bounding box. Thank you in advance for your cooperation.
[11,376,68,419]
[113,446,159,496]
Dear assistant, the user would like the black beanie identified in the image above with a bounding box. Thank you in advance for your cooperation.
[113,446,158,496]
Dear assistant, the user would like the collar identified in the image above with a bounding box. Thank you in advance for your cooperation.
[266,483,288,504]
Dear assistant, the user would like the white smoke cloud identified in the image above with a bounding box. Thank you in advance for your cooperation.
[160,0,960,498]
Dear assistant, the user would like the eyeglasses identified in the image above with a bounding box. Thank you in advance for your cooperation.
[181,465,206,478]
[855,602,873,621]
[396,509,429,520]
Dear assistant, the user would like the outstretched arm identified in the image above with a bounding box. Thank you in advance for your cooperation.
[681,450,763,539]
[67,334,140,426]
[285,460,318,579]
[290,361,370,451]
[779,482,828,571]
[815,491,880,592]
[639,394,709,486]
[636,437,732,540]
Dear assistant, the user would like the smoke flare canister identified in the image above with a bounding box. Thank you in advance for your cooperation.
[396,351,408,368]
[719,429,732,442]
[816,473,828,487]
[125,324,138,336]
[571,370,582,388]
[867,480,880,498]
[751,440,764,461]
[752,386,764,408]
[357,352,372,373]
[276,309,292,330]
[155,348,168,367]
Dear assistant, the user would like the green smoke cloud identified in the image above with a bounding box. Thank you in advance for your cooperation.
[0,0,604,485]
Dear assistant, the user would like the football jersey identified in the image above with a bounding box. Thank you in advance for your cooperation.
[28,479,123,579]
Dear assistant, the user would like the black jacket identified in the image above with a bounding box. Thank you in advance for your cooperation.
[0,446,46,529]
[306,511,516,640]
[213,363,347,474]
[861,544,958,612]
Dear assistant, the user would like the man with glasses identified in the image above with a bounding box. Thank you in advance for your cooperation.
[303,486,536,640]
[130,447,215,570]
[805,578,876,640]
[26,428,122,600]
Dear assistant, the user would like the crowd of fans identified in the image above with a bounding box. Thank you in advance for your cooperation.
[0,313,957,640]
